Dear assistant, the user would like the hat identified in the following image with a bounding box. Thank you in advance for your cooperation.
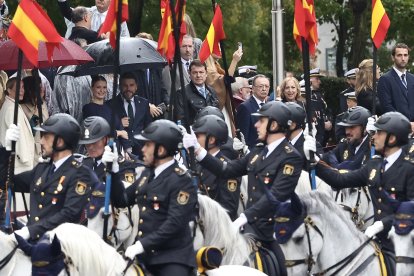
[301,68,324,79]
[394,201,414,235]
[299,79,305,93]
[274,194,305,244]
[238,65,257,75]
[196,246,223,273]
[344,68,358,79]
[344,91,356,100]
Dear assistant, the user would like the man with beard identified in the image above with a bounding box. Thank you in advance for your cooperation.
[5,114,94,241]
[322,106,372,170]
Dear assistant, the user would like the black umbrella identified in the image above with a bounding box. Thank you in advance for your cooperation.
[59,37,167,77]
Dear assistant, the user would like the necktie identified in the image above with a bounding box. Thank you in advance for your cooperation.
[127,100,134,127]
[262,146,269,160]
[185,62,190,71]
[47,164,56,180]
[401,74,407,88]
[260,102,265,107]
[199,87,206,99]
[380,159,388,173]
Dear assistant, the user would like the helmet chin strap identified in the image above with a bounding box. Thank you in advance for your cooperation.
[381,133,397,156]
[151,144,168,167]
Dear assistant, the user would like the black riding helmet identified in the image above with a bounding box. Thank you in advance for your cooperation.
[285,102,306,130]
[337,106,371,127]
[134,119,183,158]
[374,112,411,147]
[193,115,228,149]
[252,101,292,134]
[194,106,225,121]
[79,116,111,145]
[34,113,81,152]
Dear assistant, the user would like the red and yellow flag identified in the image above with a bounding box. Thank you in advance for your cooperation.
[199,5,226,63]
[157,0,186,62]
[293,0,318,54]
[8,0,63,66]
[99,0,129,49]
[371,0,390,49]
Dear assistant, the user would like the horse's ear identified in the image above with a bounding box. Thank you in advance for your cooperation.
[290,193,303,215]
[51,234,62,256]
[14,233,33,256]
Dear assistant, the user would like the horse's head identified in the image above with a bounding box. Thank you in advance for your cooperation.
[389,201,414,276]
[337,187,373,230]
[276,194,324,275]
[14,233,67,276]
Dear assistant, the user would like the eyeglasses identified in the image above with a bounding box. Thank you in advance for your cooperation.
[253,84,270,89]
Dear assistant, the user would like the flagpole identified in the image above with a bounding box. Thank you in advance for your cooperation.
[103,0,123,244]
[301,37,316,190]
[372,43,377,116]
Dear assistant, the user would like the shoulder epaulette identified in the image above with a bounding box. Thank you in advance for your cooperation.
[371,155,381,159]
[284,145,293,153]
[403,155,414,164]
[174,166,187,176]
[71,160,82,168]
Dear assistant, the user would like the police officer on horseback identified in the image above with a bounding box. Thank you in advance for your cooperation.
[184,101,304,276]
[5,113,93,240]
[106,119,197,276]
[304,111,414,274]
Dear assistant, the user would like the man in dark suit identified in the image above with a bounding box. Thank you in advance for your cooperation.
[108,73,152,157]
[236,74,269,148]
[378,43,414,132]
[173,34,193,90]
[176,60,219,126]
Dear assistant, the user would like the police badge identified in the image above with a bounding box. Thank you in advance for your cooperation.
[227,180,237,192]
[75,181,87,195]
[177,191,190,205]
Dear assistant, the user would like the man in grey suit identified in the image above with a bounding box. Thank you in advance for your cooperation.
[173,34,193,90]
[378,43,414,132]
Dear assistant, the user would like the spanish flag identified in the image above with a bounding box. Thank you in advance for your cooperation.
[8,0,63,66]
[99,0,129,49]
[293,0,318,54]
[158,0,186,62]
[371,0,390,49]
[198,5,226,63]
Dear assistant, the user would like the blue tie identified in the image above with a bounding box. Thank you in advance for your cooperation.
[401,74,407,88]
[199,87,206,98]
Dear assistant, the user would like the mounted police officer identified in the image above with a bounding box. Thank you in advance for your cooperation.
[184,101,304,276]
[322,106,372,170]
[304,111,414,275]
[105,119,197,276]
[5,113,93,241]
[192,114,241,220]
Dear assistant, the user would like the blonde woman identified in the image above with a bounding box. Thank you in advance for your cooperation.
[355,59,383,115]
[280,77,305,107]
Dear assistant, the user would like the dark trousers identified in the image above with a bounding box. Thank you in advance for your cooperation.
[262,239,288,276]
[146,263,194,276]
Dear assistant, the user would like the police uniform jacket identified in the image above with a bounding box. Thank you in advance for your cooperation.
[322,136,371,170]
[197,151,241,221]
[316,154,414,248]
[13,156,93,240]
[111,161,197,267]
[311,90,329,143]
[200,139,303,241]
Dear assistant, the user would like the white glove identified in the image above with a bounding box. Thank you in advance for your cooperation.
[101,144,119,173]
[303,134,319,162]
[304,122,317,138]
[38,156,50,163]
[233,137,244,151]
[14,226,30,240]
[232,213,248,233]
[5,124,20,151]
[366,117,376,133]
[183,128,201,151]
[178,125,187,136]
[365,221,384,238]
[125,241,144,259]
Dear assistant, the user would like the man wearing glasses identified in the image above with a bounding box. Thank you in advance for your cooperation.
[236,74,270,148]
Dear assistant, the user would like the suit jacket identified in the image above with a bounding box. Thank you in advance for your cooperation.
[13,156,93,240]
[136,68,169,107]
[236,96,260,147]
[378,69,414,121]
[173,62,191,90]
[200,139,303,241]
[107,94,152,151]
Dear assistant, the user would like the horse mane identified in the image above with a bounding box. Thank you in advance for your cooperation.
[47,223,127,276]
[0,230,16,248]
[197,194,253,265]
[300,191,366,242]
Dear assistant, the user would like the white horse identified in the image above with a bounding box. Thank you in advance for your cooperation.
[279,192,383,275]
[87,205,139,249]
[389,225,414,276]
[295,170,333,197]
[336,186,374,231]
[0,231,31,275]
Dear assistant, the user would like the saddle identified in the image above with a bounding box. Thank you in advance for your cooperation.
[250,241,283,276]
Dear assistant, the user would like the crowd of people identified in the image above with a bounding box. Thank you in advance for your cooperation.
[1,0,414,275]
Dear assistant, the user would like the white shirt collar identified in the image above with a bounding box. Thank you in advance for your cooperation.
[393,66,407,77]
[211,150,220,157]
[384,148,402,172]
[265,136,286,158]
[290,130,303,146]
[181,58,191,64]
[53,155,72,172]
[154,159,175,179]
[354,135,369,154]
[252,95,265,107]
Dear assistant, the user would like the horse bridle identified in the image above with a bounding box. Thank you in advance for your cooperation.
[284,215,374,275]
[336,187,373,229]
[0,246,18,270]
[284,216,323,274]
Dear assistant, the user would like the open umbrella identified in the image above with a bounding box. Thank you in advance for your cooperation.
[0,38,94,70]
[58,37,167,77]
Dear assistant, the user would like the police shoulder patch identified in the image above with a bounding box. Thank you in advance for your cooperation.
[227,179,237,192]
[124,172,135,184]
[75,181,87,195]
[283,164,294,175]
[177,191,190,205]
